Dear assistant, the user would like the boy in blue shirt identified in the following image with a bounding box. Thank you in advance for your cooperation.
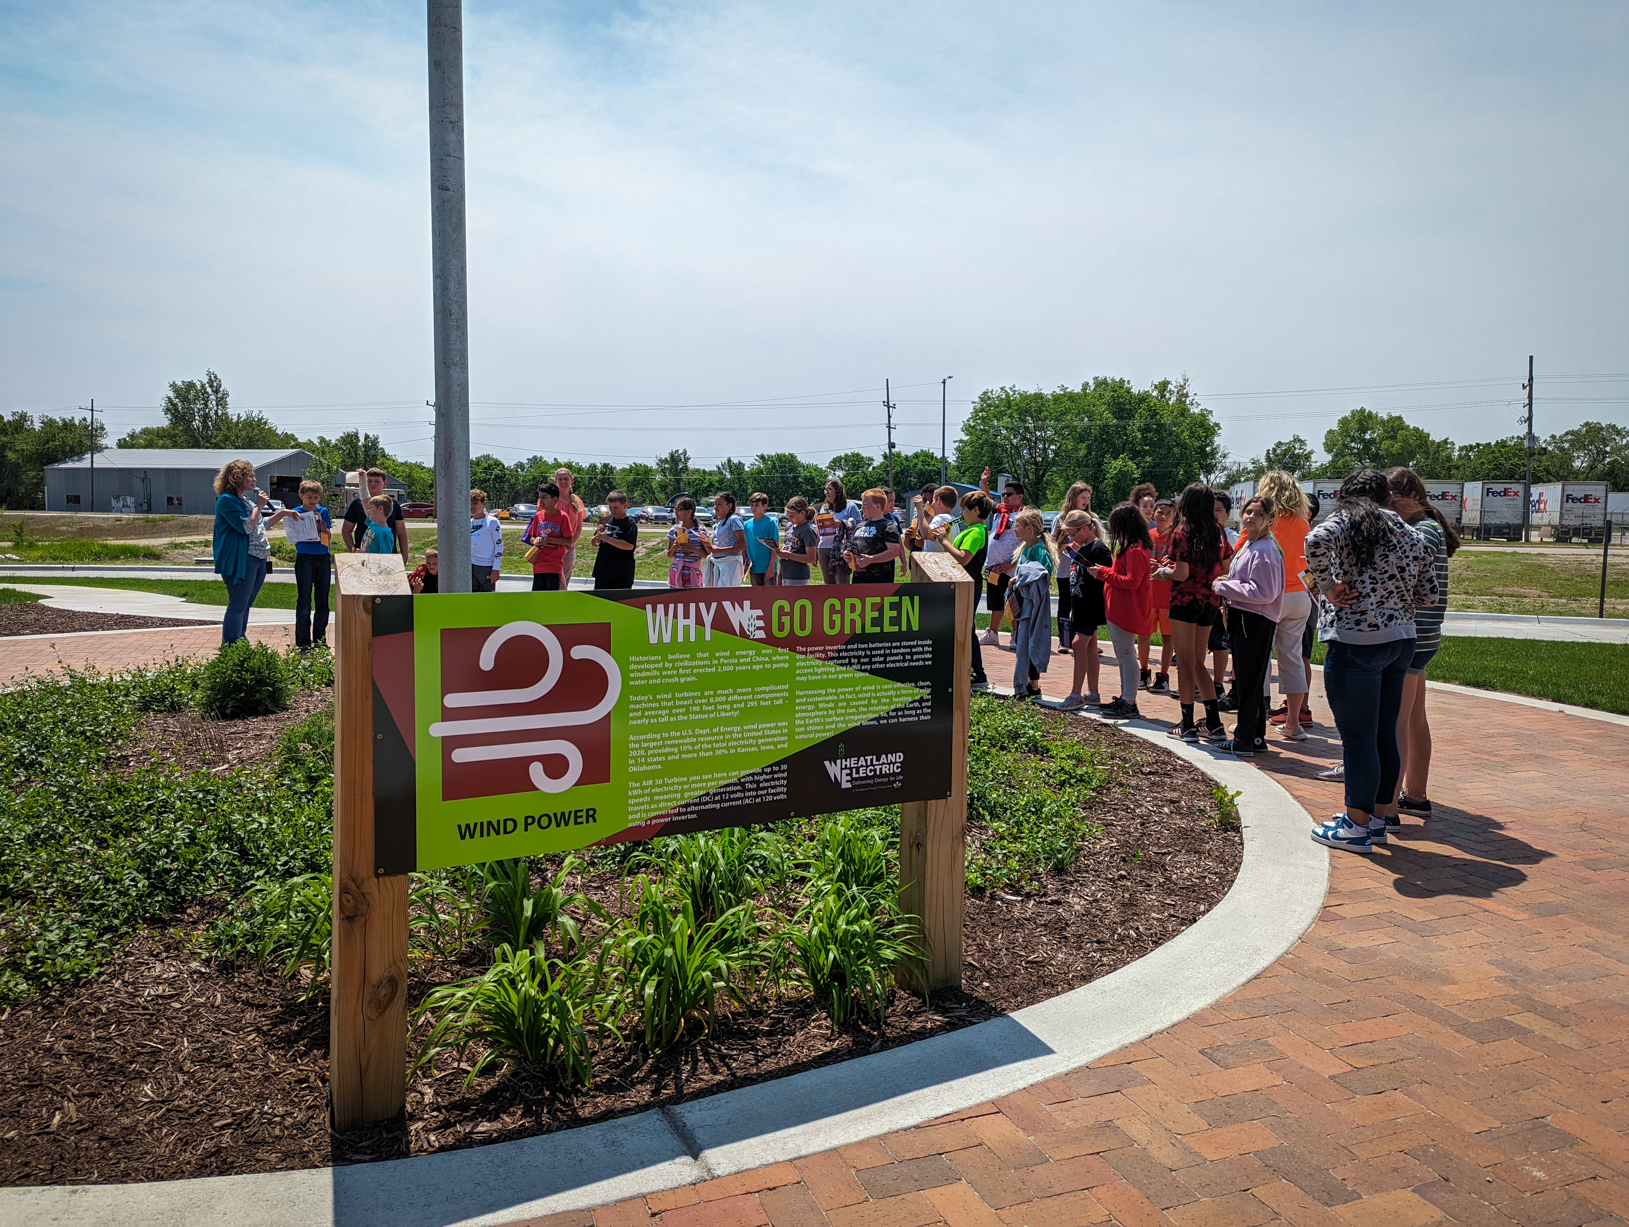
[744,492,781,586]
[267,479,332,649]
[361,496,397,556]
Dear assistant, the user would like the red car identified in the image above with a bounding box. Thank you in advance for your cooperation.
[400,501,436,519]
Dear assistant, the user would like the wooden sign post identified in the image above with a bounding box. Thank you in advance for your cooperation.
[330,554,412,1129]
[898,551,973,992]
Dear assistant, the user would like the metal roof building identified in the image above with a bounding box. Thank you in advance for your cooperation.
[43,448,315,515]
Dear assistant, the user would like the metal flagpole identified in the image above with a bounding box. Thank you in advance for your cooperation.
[428,0,472,591]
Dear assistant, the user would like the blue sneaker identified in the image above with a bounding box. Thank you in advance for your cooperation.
[1311,815,1373,854]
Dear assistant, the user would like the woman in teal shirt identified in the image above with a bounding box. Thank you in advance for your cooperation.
[213,458,269,645]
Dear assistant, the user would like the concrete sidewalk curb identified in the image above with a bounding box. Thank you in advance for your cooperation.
[0,715,1327,1227]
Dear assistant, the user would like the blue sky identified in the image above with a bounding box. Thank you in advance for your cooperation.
[2,0,1625,472]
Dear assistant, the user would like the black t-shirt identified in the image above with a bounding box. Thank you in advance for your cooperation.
[847,516,902,584]
[1066,538,1114,630]
[591,516,638,588]
[344,495,404,546]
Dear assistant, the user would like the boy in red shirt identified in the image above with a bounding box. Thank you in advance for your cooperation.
[522,482,581,591]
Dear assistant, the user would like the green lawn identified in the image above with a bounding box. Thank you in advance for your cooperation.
[0,587,45,605]
[1449,548,1626,618]
[1423,638,1629,715]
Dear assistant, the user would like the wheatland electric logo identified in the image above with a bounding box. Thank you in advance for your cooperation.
[428,620,620,801]
[823,743,906,790]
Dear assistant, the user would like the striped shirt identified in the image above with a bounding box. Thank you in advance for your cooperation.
[1412,516,1449,653]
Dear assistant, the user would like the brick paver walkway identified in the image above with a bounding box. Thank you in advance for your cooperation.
[1,624,298,685]
[547,642,1629,1227]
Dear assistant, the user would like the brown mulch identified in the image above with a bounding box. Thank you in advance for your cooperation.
[0,600,211,637]
[110,689,334,777]
[0,715,1239,1186]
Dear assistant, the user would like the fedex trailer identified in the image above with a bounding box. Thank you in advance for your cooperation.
[1462,481,1526,540]
[1424,481,1464,527]
[1529,481,1608,542]
[1299,478,1343,525]
[1226,480,1256,528]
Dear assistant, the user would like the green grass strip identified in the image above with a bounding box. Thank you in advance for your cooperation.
[6,575,297,608]
[1424,637,1629,716]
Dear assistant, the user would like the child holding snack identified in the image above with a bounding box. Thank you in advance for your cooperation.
[667,496,710,588]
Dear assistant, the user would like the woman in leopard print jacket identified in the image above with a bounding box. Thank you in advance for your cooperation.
[1304,469,1438,855]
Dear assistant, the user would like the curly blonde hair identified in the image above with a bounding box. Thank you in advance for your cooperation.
[213,459,255,495]
[1257,470,1309,521]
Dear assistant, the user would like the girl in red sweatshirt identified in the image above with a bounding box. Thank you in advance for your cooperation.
[1089,502,1154,719]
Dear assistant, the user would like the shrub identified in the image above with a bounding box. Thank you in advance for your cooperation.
[276,704,334,770]
[126,658,204,713]
[412,942,617,1087]
[785,886,923,1029]
[480,856,606,953]
[196,641,293,719]
[614,880,765,1050]
[410,866,488,958]
[1212,783,1242,832]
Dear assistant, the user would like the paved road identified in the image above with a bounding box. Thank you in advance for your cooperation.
[562,647,1629,1227]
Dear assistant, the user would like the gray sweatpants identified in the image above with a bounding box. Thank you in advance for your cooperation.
[1107,621,1141,705]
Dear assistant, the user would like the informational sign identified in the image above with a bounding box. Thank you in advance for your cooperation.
[370,585,956,873]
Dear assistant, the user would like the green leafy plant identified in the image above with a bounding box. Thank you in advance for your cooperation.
[666,827,774,921]
[410,866,488,958]
[480,856,606,953]
[196,641,293,719]
[126,658,205,713]
[614,879,765,1050]
[784,886,923,1029]
[802,813,894,903]
[411,941,616,1087]
[1212,783,1242,832]
[204,872,332,997]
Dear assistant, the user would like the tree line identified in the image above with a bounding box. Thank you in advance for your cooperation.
[2,369,1622,511]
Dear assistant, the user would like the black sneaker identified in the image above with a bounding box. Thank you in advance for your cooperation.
[1383,813,1401,827]
[1139,668,1151,689]
[1101,698,1140,720]
[1218,738,1254,758]
[1214,694,1237,713]
[1150,672,1170,694]
[1397,794,1432,818]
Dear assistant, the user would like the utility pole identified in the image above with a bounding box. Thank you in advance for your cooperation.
[884,379,897,496]
[88,398,95,513]
[428,0,472,592]
[1521,355,1535,545]
[940,376,953,485]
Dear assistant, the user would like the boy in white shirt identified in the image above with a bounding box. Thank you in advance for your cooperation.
[469,489,504,591]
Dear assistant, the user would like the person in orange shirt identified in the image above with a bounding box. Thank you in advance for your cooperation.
[1259,471,1314,738]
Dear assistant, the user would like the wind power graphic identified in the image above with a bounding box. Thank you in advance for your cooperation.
[428,621,620,793]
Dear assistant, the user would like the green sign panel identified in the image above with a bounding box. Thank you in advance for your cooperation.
[371,586,956,873]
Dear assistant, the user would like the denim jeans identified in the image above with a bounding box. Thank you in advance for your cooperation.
[293,551,331,647]
[1324,637,1415,816]
[222,557,269,645]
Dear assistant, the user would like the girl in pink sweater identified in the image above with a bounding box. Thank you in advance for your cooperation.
[1211,496,1285,755]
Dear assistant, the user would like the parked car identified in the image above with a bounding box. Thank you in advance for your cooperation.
[511,502,537,523]
[641,505,676,525]
[1042,511,1059,533]
[400,501,436,519]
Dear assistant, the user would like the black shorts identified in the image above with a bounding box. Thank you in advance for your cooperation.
[531,572,562,591]
[986,572,1010,613]
[1169,601,1218,627]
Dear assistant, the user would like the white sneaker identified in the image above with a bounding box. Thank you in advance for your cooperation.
[1316,763,1344,780]
[1059,694,1086,711]
[1279,723,1308,742]
[980,629,1000,646]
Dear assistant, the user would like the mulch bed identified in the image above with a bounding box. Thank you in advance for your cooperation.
[0,714,1239,1186]
[0,601,212,637]
[110,689,334,777]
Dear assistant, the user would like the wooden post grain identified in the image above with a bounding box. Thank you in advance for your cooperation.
[330,555,412,1129]
[899,551,972,993]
